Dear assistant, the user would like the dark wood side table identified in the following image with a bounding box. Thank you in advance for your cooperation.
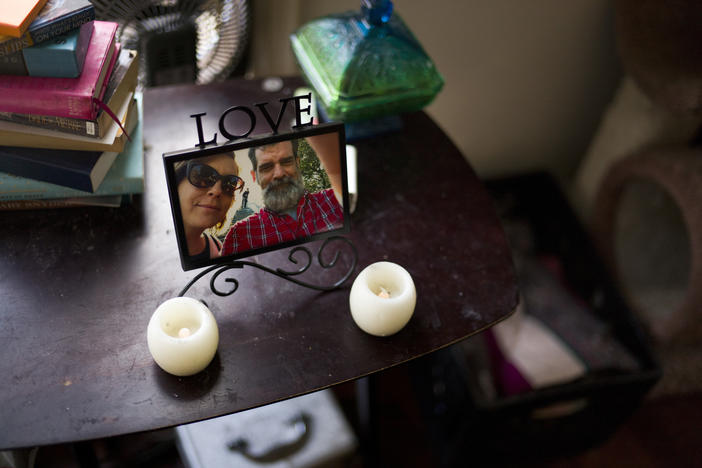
[0,77,518,451]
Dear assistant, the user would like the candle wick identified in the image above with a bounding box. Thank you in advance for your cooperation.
[178,327,191,338]
[378,286,391,298]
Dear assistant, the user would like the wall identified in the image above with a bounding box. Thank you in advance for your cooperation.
[249,0,621,180]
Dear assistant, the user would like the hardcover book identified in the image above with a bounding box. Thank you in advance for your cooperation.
[0,0,49,38]
[0,88,133,152]
[0,94,144,201]
[0,0,95,55]
[21,21,94,77]
[0,146,119,193]
[0,21,119,120]
[0,49,138,138]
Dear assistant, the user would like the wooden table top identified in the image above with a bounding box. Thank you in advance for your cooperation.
[0,77,517,450]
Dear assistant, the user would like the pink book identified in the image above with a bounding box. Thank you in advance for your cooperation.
[0,21,118,120]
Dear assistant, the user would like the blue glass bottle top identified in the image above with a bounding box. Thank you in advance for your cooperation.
[361,0,393,26]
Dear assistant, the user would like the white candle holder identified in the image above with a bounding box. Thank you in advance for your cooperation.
[147,297,219,376]
[349,261,417,336]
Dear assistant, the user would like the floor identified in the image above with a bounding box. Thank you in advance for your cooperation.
[30,352,702,468]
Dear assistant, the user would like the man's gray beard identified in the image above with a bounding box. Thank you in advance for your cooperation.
[262,175,305,213]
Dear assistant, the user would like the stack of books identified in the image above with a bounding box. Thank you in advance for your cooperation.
[0,0,143,210]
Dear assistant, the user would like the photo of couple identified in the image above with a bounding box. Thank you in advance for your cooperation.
[167,124,348,269]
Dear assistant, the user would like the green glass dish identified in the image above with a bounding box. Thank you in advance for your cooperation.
[290,2,444,122]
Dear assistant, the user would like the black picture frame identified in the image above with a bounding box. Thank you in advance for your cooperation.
[163,122,351,271]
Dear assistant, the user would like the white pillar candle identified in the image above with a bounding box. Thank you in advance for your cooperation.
[147,297,219,377]
[349,262,417,336]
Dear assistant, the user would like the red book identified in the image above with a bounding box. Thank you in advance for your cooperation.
[0,21,118,120]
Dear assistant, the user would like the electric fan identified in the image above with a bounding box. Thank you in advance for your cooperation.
[91,0,250,87]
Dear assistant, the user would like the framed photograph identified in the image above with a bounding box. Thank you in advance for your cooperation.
[163,122,351,271]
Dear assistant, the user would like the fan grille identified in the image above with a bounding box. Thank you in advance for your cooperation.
[91,0,249,86]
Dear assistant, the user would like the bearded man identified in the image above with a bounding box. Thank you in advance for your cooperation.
[220,137,344,256]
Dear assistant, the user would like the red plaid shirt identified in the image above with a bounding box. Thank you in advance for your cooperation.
[221,188,344,256]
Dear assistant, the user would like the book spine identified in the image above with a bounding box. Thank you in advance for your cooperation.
[0,78,97,119]
[0,150,93,192]
[0,50,28,75]
[0,34,33,56]
[0,111,97,137]
[0,180,77,201]
[0,199,80,209]
[29,7,95,44]
[0,197,125,210]
[0,177,143,201]
[0,189,52,201]
[0,173,142,201]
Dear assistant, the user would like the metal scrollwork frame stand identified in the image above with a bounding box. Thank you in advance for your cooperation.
[178,236,358,298]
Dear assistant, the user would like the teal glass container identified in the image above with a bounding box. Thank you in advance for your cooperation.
[290,0,444,123]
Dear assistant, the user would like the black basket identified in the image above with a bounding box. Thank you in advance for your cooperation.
[410,172,661,466]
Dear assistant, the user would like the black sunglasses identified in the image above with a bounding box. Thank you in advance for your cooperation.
[187,161,244,196]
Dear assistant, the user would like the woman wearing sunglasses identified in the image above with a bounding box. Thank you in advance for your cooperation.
[175,153,244,260]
